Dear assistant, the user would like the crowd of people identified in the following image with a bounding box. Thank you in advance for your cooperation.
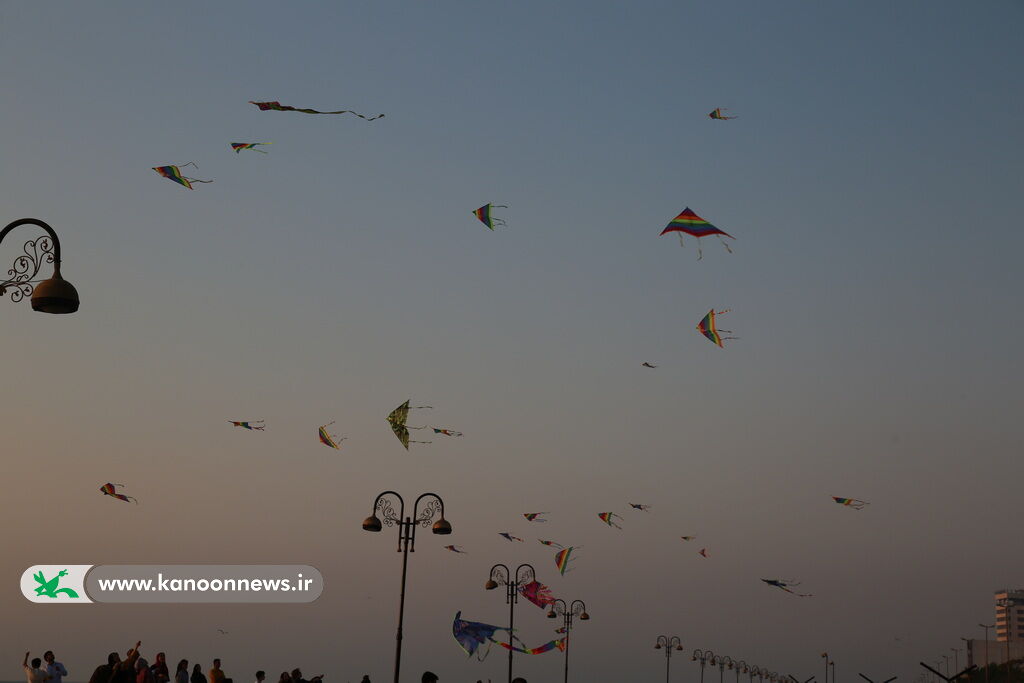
[21,644,522,683]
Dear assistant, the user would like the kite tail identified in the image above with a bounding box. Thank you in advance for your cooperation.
[409,439,432,445]
[409,405,433,409]
[185,178,214,184]
[717,234,733,253]
[676,233,686,248]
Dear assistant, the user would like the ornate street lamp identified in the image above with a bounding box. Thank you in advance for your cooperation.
[654,635,683,683]
[547,598,589,683]
[486,563,537,683]
[362,491,452,683]
[692,649,717,683]
[0,218,79,313]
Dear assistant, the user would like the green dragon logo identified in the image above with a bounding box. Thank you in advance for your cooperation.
[33,569,80,599]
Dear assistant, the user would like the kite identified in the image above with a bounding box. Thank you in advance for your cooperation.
[452,612,564,661]
[152,163,212,190]
[629,503,652,512]
[696,309,737,348]
[472,203,508,231]
[248,101,384,120]
[680,536,696,541]
[554,625,568,634]
[538,539,563,549]
[443,545,467,554]
[641,362,657,368]
[318,421,346,449]
[100,483,137,504]
[432,428,463,437]
[555,547,578,575]
[386,400,432,450]
[523,512,549,523]
[229,420,265,431]
[698,548,709,557]
[597,512,623,529]
[708,107,737,120]
[832,496,868,510]
[660,207,734,259]
[761,579,812,597]
[518,580,555,609]
[230,142,271,153]
[216,629,229,635]
[499,532,524,543]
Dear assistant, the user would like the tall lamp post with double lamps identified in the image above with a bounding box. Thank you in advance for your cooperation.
[0,218,79,313]
[654,636,683,683]
[692,649,717,683]
[547,598,589,683]
[485,563,538,683]
[362,491,452,683]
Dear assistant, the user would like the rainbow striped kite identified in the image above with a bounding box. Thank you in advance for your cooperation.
[832,496,868,510]
[230,142,271,154]
[152,162,212,190]
[660,207,734,259]
[696,309,736,348]
[318,421,346,449]
[597,512,622,529]
[229,420,265,431]
[100,483,137,504]
[249,101,383,120]
[473,203,508,230]
[554,547,578,575]
[708,107,737,120]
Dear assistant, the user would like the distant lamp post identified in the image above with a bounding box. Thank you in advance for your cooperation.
[693,649,717,683]
[0,218,79,313]
[719,656,737,683]
[362,491,452,683]
[980,623,995,683]
[654,635,683,683]
[822,654,831,683]
[486,563,537,683]
[546,598,588,683]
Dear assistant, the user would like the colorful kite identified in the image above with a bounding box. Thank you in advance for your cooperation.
[696,309,736,348]
[538,539,564,549]
[432,427,463,437]
[499,532,524,543]
[100,483,137,504]
[518,579,555,609]
[832,496,868,510]
[597,512,623,529]
[708,107,737,120]
[230,142,271,153]
[761,579,812,597]
[500,639,566,655]
[386,400,432,450]
[641,362,657,368]
[698,548,709,557]
[229,420,265,431]
[629,503,652,512]
[555,547,578,575]
[472,203,508,231]
[152,163,212,190]
[523,512,549,523]
[680,536,696,541]
[443,545,467,554]
[318,421,346,449]
[452,612,563,660]
[660,207,734,259]
[248,101,384,120]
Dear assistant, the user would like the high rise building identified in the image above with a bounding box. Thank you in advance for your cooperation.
[995,589,1024,642]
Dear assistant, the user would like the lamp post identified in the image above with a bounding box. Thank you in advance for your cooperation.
[362,491,452,683]
[547,599,588,683]
[980,623,995,683]
[0,218,79,313]
[654,636,683,683]
[693,650,716,683]
[486,563,537,683]
[951,649,962,675]
[719,657,736,683]
[748,665,765,683]
[822,654,831,683]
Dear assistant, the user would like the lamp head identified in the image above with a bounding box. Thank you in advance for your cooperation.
[31,275,79,314]
[546,609,557,619]
[432,518,452,535]
[485,579,499,591]
[579,611,590,621]
[362,515,383,532]
[655,643,662,650]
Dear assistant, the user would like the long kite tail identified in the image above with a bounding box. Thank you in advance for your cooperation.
[717,234,733,253]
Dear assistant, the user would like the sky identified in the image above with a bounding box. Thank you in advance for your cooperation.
[1,1,1023,681]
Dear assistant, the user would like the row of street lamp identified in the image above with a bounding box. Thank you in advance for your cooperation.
[689,647,791,683]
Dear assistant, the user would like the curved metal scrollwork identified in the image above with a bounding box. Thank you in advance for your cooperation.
[489,565,510,586]
[1,236,54,302]
[376,497,401,527]
[515,564,536,585]
[416,498,442,528]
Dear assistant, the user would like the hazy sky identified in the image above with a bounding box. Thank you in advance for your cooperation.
[2,1,1023,681]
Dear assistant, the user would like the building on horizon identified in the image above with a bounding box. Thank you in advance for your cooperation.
[996,590,1024,642]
